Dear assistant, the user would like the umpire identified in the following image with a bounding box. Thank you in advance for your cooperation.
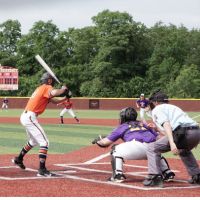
[143,90,200,187]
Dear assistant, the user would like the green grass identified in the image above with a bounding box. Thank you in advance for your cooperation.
[0,109,199,160]
[0,109,119,119]
[0,109,200,121]
[0,123,113,154]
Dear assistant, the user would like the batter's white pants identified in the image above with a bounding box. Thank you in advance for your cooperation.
[20,111,49,147]
[60,108,76,118]
[113,140,170,173]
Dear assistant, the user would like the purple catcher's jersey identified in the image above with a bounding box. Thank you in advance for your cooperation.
[136,99,149,108]
[107,121,157,143]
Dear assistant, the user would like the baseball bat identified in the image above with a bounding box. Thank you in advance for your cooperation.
[35,54,61,84]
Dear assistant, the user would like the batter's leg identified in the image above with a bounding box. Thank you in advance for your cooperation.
[12,141,33,169]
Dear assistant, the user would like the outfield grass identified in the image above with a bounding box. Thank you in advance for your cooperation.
[0,123,113,154]
[0,109,199,160]
[0,109,119,119]
[0,109,200,121]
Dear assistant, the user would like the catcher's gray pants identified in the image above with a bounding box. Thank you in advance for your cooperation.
[147,129,200,176]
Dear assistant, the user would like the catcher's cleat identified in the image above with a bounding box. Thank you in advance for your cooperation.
[143,174,163,187]
[188,173,200,184]
[37,168,54,177]
[12,157,26,170]
[163,171,175,182]
[108,173,126,183]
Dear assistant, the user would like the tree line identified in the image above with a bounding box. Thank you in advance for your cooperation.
[0,10,200,98]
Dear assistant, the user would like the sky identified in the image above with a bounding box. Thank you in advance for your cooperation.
[0,0,200,33]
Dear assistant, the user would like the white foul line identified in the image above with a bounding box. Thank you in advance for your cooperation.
[83,152,110,164]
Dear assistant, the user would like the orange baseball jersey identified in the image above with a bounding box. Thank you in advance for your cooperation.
[25,84,53,115]
[62,99,73,109]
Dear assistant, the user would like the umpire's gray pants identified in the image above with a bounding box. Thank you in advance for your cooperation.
[147,129,200,176]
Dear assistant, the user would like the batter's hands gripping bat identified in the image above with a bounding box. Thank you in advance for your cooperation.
[35,54,61,84]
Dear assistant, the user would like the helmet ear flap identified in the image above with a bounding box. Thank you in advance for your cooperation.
[40,72,55,86]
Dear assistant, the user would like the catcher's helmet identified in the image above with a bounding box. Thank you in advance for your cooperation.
[119,107,137,124]
[40,72,55,86]
[149,90,169,103]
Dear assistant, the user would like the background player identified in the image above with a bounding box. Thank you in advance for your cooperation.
[57,98,80,124]
[12,72,70,177]
[92,107,175,183]
[136,93,149,124]
[2,97,9,110]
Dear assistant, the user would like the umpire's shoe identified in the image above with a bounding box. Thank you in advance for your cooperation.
[108,173,126,183]
[143,174,163,187]
[37,168,54,177]
[188,173,200,184]
[12,157,26,170]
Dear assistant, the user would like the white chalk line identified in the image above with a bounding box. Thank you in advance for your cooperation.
[83,152,110,164]
[0,152,198,191]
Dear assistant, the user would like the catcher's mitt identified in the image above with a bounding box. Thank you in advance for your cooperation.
[92,135,106,144]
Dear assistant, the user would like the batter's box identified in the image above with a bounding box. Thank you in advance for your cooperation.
[54,163,200,190]
[0,166,74,180]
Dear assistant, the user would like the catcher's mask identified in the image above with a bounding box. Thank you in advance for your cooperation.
[149,90,169,104]
[40,72,55,86]
[119,107,137,124]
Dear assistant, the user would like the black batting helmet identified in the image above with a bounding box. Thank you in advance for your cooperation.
[119,107,137,124]
[40,72,55,86]
[149,90,169,103]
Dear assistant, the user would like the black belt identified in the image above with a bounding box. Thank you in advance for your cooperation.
[174,125,199,132]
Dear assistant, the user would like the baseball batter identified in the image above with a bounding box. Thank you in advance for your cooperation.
[92,107,175,183]
[136,94,149,124]
[143,90,200,187]
[57,98,80,124]
[12,72,69,177]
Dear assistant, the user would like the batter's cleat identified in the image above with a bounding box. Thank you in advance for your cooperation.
[37,168,54,177]
[143,174,163,187]
[163,171,175,182]
[188,173,200,184]
[108,173,126,183]
[12,157,26,170]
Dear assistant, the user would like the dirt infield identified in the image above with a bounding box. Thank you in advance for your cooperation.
[0,117,200,197]
[0,146,200,197]
[0,117,118,126]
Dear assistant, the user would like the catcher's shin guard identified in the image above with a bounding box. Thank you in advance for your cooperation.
[160,156,175,182]
[110,144,124,177]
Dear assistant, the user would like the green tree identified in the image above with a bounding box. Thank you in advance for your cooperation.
[147,23,190,91]
[0,20,21,66]
[167,64,200,98]
[81,10,152,97]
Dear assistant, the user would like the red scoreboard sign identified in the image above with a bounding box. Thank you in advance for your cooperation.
[0,66,18,90]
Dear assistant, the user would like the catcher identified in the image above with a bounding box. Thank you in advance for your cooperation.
[92,107,175,183]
